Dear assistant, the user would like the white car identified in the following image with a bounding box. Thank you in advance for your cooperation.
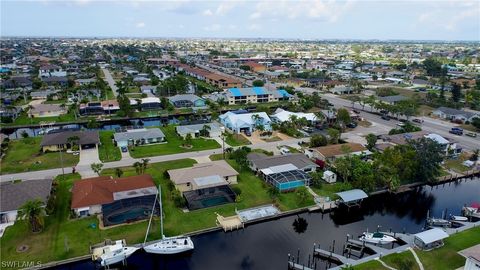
[280,147,291,155]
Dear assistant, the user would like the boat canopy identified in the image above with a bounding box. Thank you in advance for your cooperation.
[336,189,368,203]
[414,228,449,245]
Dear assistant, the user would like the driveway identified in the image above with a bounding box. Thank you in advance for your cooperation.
[78,147,101,166]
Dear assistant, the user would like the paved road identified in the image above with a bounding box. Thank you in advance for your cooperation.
[0,138,306,183]
[101,68,118,97]
[321,92,479,151]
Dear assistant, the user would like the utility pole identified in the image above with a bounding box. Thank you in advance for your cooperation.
[222,132,226,160]
[60,146,65,180]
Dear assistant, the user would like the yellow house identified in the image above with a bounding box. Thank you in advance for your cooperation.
[40,130,99,152]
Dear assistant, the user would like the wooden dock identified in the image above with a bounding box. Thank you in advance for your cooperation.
[215,213,244,232]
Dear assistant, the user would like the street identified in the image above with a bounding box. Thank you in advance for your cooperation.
[101,67,118,97]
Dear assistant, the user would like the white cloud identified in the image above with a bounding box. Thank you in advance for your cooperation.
[203,9,213,16]
[136,22,146,28]
[248,24,261,31]
[203,24,221,32]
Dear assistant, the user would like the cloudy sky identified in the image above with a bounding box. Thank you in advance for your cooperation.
[1,0,479,40]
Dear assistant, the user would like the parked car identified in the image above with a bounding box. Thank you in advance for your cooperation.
[244,130,252,137]
[449,127,463,135]
[280,147,291,155]
[381,115,391,121]
[121,146,128,152]
[303,127,314,133]
[346,122,357,128]
[396,122,405,127]
[412,118,423,123]
[465,132,477,137]
[353,109,360,114]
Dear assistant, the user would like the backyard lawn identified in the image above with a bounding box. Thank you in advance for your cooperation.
[354,226,480,270]
[0,137,79,174]
[225,133,251,146]
[98,131,121,162]
[8,112,77,126]
[129,125,220,158]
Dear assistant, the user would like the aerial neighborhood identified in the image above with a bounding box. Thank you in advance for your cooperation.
[0,37,479,270]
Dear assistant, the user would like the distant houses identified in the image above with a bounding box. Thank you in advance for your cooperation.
[271,108,318,123]
[224,87,292,105]
[28,104,66,118]
[168,94,206,108]
[432,107,480,123]
[219,111,272,134]
[39,64,66,78]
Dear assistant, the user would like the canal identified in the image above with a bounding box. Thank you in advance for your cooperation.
[52,178,480,270]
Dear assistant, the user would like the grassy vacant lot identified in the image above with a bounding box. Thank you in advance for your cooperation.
[226,133,251,146]
[98,131,121,162]
[8,112,76,126]
[0,137,79,174]
[354,226,480,270]
[129,125,220,158]
[311,182,352,200]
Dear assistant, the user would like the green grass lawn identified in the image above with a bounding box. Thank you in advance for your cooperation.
[9,112,76,126]
[129,125,220,158]
[444,158,470,173]
[98,131,121,162]
[0,137,79,174]
[354,226,480,270]
[310,182,352,200]
[226,133,251,146]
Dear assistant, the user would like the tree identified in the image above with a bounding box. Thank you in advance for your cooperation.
[336,108,351,129]
[18,199,46,232]
[252,80,264,87]
[327,128,340,144]
[267,186,279,199]
[472,117,480,131]
[310,134,328,147]
[366,133,377,151]
[423,57,443,77]
[200,124,211,137]
[451,83,462,103]
[67,136,80,151]
[21,131,29,138]
[91,163,104,176]
[114,168,123,178]
[184,133,193,146]
[295,187,309,204]
[409,137,444,183]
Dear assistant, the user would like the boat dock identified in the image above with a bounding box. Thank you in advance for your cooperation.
[215,213,243,232]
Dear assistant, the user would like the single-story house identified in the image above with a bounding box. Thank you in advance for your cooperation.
[380,131,460,156]
[432,107,480,123]
[247,153,318,173]
[330,86,353,95]
[79,100,120,115]
[378,95,408,105]
[75,78,96,86]
[219,111,272,133]
[168,160,239,193]
[0,76,32,89]
[0,179,53,226]
[459,244,480,270]
[413,228,449,251]
[41,76,68,87]
[29,104,66,118]
[71,175,158,226]
[0,106,22,121]
[40,130,99,152]
[168,94,206,108]
[167,160,239,210]
[113,128,165,147]
[271,108,318,124]
[140,85,156,95]
[310,143,369,162]
[30,90,58,100]
[175,123,223,139]
[139,97,162,111]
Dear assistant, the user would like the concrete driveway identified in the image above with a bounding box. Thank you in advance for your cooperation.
[78,147,101,166]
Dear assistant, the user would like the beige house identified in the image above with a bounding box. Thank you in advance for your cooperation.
[309,143,369,162]
[40,130,99,152]
[167,160,239,193]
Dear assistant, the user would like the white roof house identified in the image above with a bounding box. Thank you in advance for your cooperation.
[272,108,318,123]
[424,133,449,145]
[219,111,272,133]
[414,228,449,250]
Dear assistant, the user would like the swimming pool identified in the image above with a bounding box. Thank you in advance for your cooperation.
[105,207,151,226]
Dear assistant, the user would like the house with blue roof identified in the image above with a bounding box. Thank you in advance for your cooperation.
[225,87,292,105]
[219,111,272,133]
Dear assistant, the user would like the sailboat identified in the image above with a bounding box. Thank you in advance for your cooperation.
[91,239,139,267]
[143,185,194,254]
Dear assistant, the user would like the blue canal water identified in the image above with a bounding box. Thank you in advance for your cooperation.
[52,178,480,270]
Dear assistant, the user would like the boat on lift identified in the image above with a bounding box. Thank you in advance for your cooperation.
[91,239,139,267]
[449,215,468,222]
[463,203,480,219]
[359,231,397,245]
[142,186,194,255]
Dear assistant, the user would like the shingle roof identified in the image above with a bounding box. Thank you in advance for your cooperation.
[168,160,239,185]
[247,153,318,170]
[435,107,479,119]
[71,175,156,209]
[378,95,408,103]
[168,94,203,103]
[30,104,65,114]
[175,123,222,136]
[113,128,165,142]
[40,130,99,147]
[0,179,53,212]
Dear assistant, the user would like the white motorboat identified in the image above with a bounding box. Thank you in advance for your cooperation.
[463,205,480,219]
[97,246,139,267]
[91,239,126,261]
[142,185,194,255]
[450,215,468,222]
[359,232,396,245]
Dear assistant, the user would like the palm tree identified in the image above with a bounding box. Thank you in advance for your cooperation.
[133,161,142,175]
[67,136,80,150]
[90,163,104,176]
[114,168,123,178]
[141,158,150,174]
[201,124,211,137]
[18,199,46,233]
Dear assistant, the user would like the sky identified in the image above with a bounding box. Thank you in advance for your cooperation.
[1,0,479,41]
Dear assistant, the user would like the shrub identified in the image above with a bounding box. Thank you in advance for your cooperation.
[171,189,186,208]
[231,186,242,196]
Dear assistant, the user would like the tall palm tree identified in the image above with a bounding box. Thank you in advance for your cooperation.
[201,124,211,137]
[18,199,46,233]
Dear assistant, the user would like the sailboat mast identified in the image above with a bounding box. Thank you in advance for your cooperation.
[159,184,164,239]
[143,189,158,245]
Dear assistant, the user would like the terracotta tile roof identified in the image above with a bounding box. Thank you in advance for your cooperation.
[312,143,366,158]
[71,175,156,209]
